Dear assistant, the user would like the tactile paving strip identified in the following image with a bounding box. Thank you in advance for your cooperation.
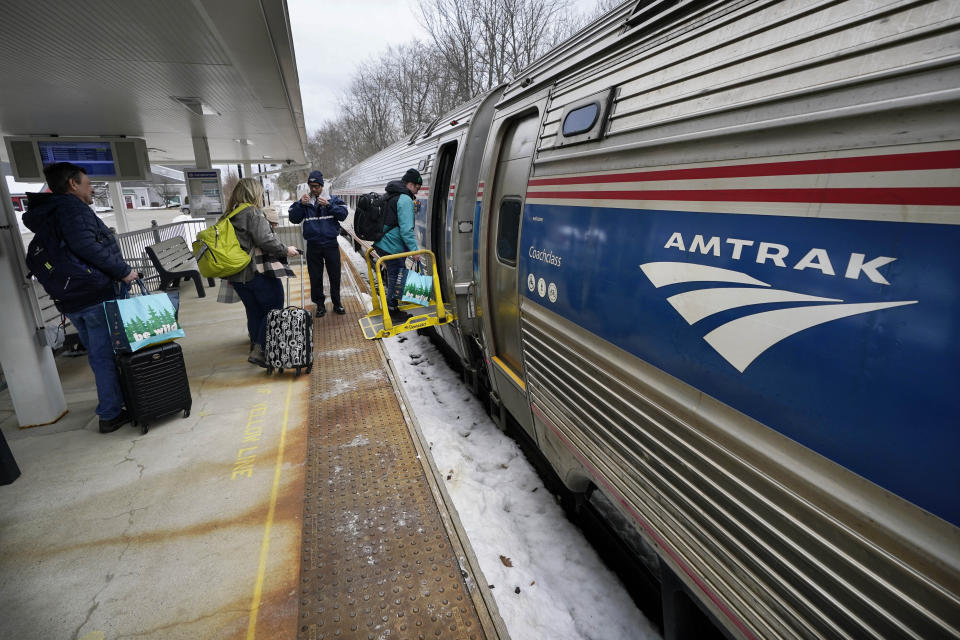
[297,276,491,640]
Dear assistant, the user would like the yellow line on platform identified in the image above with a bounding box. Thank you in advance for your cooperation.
[246,377,294,640]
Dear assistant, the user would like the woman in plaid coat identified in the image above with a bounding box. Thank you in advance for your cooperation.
[224,178,299,367]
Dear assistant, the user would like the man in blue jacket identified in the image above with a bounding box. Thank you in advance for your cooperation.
[23,162,138,433]
[374,168,423,322]
[288,170,348,316]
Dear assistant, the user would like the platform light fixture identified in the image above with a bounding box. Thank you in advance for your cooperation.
[171,96,220,116]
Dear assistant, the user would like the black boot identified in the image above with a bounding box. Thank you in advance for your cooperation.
[248,344,267,367]
[99,409,130,433]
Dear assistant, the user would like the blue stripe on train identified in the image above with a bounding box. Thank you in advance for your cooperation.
[520,203,960,526]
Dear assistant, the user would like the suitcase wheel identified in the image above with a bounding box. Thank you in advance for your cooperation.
[266,366,274,375]
[295,367,301,377]
[183,409,190,418]
[140,423,148,435]
[306,364,312,374]
[279,368,284,374]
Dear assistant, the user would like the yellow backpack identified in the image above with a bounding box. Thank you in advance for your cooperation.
[192,203,252,278]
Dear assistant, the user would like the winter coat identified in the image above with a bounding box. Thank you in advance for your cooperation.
[225,205,289,283]
[374,180,419,256]
[22,192,131,312]
[288,195,347,246]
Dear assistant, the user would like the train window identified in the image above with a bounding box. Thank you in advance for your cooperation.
[496,198,522,265]
[562,103,599,136]
[556,87,614,147]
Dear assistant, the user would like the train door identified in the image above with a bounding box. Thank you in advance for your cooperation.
[485,112,539,386]
[430,140,457,298]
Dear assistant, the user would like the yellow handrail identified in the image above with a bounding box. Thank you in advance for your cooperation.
[362,247,448,331]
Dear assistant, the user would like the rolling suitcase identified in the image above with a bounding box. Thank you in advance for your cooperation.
[264,252,313,376]
[117,341,192,434]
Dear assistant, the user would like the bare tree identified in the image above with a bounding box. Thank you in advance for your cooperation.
[304,122,352,179]
[276,167,308,200]
[418,0,590,97]
[420,0,482,103]
[150,181,180,207]
[311,0,608,163]
[337,59,402,161]
[92,182,111,208]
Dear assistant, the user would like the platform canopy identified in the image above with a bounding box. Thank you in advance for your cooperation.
[0,0,307,166]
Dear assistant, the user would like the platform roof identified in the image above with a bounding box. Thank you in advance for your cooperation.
[0,0,307,166]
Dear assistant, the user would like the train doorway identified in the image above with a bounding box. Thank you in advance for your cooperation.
[430,140,457,297]
[485,112,538,379]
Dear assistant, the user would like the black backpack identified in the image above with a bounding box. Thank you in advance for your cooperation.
[354,192,398,242]
[25,226,111,311]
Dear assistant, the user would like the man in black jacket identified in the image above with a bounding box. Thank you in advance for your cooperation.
[22,162,138,433]
[288,170,348,316]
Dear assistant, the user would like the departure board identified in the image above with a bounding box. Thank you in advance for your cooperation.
[37,140,117,177]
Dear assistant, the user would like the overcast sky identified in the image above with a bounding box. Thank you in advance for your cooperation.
[289,0,606,132]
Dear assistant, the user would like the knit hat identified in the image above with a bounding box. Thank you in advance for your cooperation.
[307,170,324,185]
[263,206,279,225]
[401,168,422,186]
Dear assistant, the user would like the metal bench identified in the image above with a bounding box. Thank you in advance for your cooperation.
[144,236,214,298]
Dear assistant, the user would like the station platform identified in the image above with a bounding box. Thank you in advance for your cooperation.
[0,254,507,640]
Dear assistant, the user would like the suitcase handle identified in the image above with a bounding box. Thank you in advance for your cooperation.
[287,249,305,308]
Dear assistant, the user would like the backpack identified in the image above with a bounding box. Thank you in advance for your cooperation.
[192,204,253,278]
[25,225,111,311]
[354,192,398,242]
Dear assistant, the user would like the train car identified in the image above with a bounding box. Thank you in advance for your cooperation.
[336,1,960,638]
[338,92,500,365]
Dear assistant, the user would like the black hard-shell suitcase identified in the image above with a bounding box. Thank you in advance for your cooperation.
[264,252,313,376]
[117,341,192,434]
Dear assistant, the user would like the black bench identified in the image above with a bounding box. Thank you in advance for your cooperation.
[145,236,214,298]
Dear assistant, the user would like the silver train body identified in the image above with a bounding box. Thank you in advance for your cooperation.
[336,1,960,637]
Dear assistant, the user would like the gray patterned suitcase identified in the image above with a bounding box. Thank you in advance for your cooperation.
[264,252,313,376]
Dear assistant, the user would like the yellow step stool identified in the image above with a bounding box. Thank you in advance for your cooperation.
[359,248,455,339]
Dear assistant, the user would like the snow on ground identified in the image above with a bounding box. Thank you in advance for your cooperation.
[342,238,661,640]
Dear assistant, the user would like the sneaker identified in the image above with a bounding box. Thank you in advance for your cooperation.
[333,305,345,315]
[248,343,267,368]
[99,409,130,433]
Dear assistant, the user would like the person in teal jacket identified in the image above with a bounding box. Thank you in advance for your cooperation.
[374,168,422,320]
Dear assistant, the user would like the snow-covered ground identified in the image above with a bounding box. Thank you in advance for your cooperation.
[342,237,661,640]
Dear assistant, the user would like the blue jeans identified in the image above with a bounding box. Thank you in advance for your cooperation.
[66,302,124,420]
[232,274,284,348]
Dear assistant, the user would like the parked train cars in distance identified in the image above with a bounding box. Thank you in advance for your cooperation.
[336,1,960,638]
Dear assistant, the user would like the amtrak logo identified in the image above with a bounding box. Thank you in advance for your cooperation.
[640,262,917,372]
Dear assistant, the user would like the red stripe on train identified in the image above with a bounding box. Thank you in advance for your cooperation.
[528,187,960,206]
[527,150,960,186]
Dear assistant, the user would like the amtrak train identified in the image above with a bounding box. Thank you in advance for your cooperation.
[335,1,960,637]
